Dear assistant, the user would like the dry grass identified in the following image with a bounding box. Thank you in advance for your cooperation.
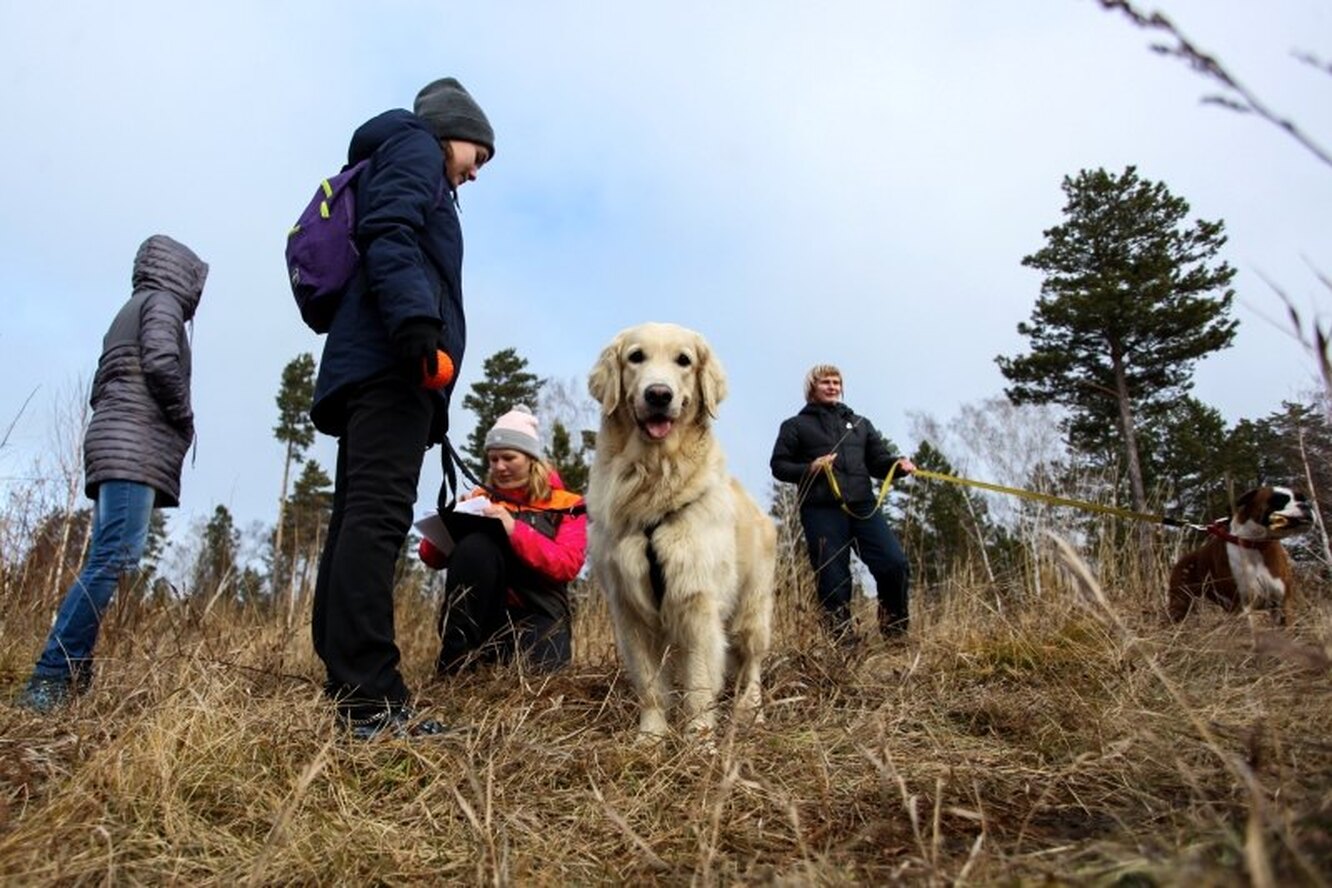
[2,537,1331,886]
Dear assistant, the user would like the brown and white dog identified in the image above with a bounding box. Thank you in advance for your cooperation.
[1167,486,1314,624]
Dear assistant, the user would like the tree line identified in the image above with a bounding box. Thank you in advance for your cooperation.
[7,164,1329,609]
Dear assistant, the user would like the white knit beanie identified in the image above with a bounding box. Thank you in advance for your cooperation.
[484,405,541,458]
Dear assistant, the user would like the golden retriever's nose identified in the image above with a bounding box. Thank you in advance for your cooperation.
[644,385,673,410]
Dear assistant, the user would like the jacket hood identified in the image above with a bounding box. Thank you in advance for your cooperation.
[348,109,433,165]
[131,235,208,319]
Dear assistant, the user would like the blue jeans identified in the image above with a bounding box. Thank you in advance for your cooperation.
[800,504,910,635]
[32,480,155,683]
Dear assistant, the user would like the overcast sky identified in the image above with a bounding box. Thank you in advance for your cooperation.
[1,1,1329,559]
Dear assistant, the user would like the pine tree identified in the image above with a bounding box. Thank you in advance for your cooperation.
[538,376,600,487]
[271,459,333,607]
[138,510,170,591]
[18,508,91,602]
[996,165,1237,514]
[1139,395,1231,521]
[461,347,543,477]
[191,505,240,600]
[1244,400,1332,566]
[900,440,997,587]
[545,420,590,494]
[272,353,317,577]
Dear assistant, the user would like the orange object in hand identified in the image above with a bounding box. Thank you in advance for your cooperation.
[423,349,455,389]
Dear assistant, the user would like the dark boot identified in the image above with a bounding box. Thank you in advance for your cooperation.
[15,674,76,713]
[878,605,908,640]
[342,705,457,741]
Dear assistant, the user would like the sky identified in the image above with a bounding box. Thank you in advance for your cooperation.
[1,1,1329,564]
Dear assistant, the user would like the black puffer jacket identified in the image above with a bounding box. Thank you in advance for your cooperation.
[770,401,901,509]
[83,235,208,507]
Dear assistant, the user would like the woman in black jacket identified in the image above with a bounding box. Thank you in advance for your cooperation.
[770,364,915,642]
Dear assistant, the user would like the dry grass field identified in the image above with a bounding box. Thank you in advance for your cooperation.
[2,530,1330,886]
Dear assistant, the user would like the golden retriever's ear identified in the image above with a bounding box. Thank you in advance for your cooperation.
[697,336,728,419]
[588,342,622,415]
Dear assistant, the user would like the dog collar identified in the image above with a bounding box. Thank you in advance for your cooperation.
[1205,519,1273,550]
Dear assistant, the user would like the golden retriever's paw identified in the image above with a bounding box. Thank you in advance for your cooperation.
[633,730,669,750]
[683,722,719,756]
[734,706,765,728]
[636,710,670,744]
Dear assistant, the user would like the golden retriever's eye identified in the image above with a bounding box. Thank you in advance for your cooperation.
[627,348,645,364]
[675,353,692,368]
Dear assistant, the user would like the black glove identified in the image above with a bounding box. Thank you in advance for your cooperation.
[391,318,443,382]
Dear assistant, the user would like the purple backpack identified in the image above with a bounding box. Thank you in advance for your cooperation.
[285,159,369,333]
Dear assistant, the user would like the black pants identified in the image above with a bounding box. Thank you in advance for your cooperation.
[437,531,571,675]
[312,374,442,720]
[800,504,910,636]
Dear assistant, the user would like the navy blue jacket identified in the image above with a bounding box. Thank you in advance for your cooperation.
[312,110,465,441]
[770,402,900,509]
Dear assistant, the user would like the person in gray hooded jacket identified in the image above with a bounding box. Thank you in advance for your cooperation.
[17,234,208,712]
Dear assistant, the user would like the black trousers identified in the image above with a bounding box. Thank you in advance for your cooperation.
[800,504,911,636]
[437,531,571,675]
[312,374,442,720]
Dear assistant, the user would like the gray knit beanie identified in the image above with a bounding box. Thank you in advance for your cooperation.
[484,405,541,458]
[413,77,495,159]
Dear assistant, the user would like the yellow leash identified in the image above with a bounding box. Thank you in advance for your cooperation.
[910,468,1189,526]
[821,461,899,520]
[822,462,1191,528]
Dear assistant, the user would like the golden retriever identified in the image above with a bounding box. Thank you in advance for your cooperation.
[587,322,776,739]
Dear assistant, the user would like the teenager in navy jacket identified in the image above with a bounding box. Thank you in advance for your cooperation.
[310,77,494,740]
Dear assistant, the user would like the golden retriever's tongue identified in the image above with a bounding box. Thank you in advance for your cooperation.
[646,419,673,440]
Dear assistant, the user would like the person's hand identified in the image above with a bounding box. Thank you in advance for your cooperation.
[391,318,443,384]
[896,457,917,475]
[810,452,837,474]
[483,503,516,535]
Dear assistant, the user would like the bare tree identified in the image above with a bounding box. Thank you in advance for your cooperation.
[44,376,92,603]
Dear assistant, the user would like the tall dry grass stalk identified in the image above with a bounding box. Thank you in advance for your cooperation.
[2,517,1330,884]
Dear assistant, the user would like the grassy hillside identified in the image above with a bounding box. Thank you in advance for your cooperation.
[2,534,1330,885]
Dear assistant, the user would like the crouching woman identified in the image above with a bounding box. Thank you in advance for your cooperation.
[421,405,586,674]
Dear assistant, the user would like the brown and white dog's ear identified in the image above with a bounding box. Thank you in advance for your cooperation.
[588,340,622,415]
[1235,488,1257,517]
[696,334,728,419]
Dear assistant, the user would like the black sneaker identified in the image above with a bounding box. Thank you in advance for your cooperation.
[879,613,909,642]
[344,706,453,741]
[15,675,74,713]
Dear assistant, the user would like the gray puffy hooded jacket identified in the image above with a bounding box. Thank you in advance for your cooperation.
[83,235,209,507]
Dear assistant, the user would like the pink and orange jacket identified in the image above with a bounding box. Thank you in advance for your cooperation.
[419,478,587,584]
